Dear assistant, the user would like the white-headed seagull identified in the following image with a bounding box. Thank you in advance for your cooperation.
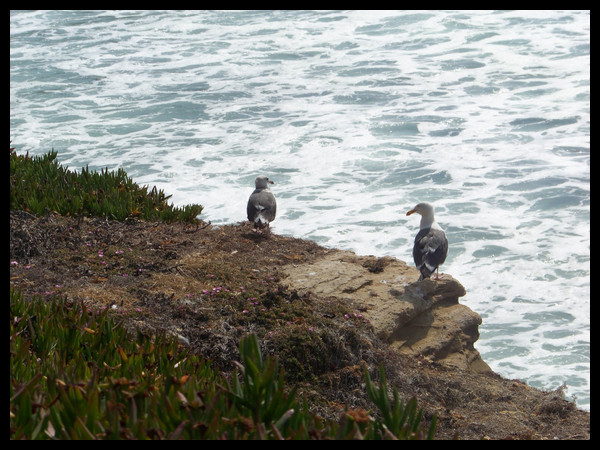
[406,202,448,281]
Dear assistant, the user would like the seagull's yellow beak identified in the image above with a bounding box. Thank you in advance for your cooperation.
[406,208,416,216]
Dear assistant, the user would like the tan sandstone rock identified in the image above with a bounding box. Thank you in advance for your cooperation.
[281,249,491,373]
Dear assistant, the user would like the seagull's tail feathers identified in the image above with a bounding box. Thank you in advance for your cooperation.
[253,214,270,229]
[418,264,435,281]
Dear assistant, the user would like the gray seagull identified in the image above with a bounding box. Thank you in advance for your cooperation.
[247,175,277,233]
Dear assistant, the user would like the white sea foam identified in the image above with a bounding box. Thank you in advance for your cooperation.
[11,10,589,410]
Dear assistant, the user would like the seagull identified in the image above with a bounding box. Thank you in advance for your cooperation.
[406,202,448,281]
[247,175,277,233]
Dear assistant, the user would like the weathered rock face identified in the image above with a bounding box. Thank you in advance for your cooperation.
[281,249,491,373]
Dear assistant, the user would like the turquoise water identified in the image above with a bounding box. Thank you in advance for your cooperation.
[10,10,590,410]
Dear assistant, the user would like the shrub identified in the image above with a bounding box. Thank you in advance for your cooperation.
[9,146,203,223]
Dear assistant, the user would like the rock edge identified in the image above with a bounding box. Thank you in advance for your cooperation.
[281,249,491,373]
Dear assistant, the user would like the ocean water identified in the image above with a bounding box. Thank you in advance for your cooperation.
[10,10,590,410]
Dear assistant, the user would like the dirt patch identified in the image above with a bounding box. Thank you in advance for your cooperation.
[10,211,590,440]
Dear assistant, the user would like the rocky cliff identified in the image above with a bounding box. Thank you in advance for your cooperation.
[10,211,590,439]
[282,250,491,374]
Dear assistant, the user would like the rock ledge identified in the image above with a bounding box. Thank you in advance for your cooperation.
[282,249,491,373]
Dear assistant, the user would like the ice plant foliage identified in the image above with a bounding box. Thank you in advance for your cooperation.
[10,290,436,440]
[10,146,203,223]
